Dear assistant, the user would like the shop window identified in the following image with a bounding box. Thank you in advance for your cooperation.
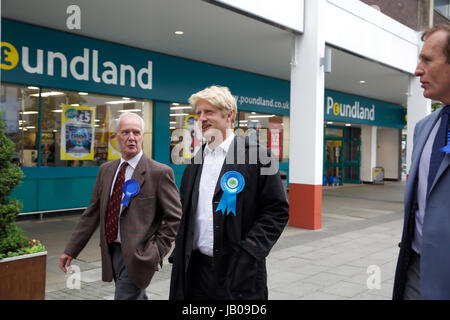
[325,127,344,138]
[169,105,289,164]
[40,88,152,167]
[0,83,153,167]
[435,0,450,19]
[0,84,39,167]
[237,111,289,163]
[169,103,197,164]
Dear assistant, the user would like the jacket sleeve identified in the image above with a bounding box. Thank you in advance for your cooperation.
[155,167,182,259]
[64,166,103,258]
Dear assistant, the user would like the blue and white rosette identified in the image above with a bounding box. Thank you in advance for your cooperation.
[121,179,140,207]
[440,129,450,155]
[216,171,245,216]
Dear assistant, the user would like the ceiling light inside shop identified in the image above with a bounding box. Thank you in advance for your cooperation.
[25,126,36,129]
[170,122,177,125]
[71,104,80,106]
[345,124,352,127]
[107,100,137,104]
[29,91,64,97]
[27,86,39,90]
[170,127,176,130]
[170,113,189,117]
[122,97,130,100]
[78,92,88,95]
[117,109,141,113]
[248,115,275,119]
[359,80,366,84]
[20,111,39,115]
[170,106,192,110]
[171,103,180,106]
[174,31,184,35]
[327,121,334,124]
[51,109,63,113]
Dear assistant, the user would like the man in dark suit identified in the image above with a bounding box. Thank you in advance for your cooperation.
[169,85,289,300]
[59,112,182,300]
[393,23,450,299]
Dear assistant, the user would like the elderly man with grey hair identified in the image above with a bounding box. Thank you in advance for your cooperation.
[60,112,182,300]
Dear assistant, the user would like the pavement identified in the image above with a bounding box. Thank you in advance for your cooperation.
[16,180,406,300]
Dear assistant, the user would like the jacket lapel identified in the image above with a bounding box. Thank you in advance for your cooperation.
[430,154,450,195]
[190,146,205,216]
[428,109,450,195]
[120,155,148,216]
[411,112,441,182]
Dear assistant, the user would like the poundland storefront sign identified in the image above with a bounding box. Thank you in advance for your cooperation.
[1,19,289,115]
[7,46,153,90]
[324,90,406,129]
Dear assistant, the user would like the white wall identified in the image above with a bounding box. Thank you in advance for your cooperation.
[324,0,419,74]
[376,127,400,180]
[360,125,377,182]
[214,0,304,33]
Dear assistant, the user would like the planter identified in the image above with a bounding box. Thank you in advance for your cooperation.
[0,251,47,300]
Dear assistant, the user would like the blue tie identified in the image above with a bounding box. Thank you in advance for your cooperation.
[428,105,450,195]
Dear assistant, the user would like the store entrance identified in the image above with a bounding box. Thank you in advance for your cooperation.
[324,126,361,185]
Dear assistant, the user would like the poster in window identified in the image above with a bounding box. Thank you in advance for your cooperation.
[268,122,283,160]
[102,106,120,161]
[183,115,200,159]
[60,104,96,160]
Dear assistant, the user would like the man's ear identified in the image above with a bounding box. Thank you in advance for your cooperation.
[227,110,234,124]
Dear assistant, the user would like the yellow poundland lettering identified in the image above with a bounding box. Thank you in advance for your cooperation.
[1,42,19,70]
[333,102,340,116]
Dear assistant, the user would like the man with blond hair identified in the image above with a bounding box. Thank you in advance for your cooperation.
[169,85,289,300]
[393,23,450,299]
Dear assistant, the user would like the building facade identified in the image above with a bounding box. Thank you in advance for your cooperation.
[1,0,446,229]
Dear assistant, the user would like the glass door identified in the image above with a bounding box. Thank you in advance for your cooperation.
[342,127,361,184]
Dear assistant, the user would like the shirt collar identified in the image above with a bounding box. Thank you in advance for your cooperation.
[120,150,143,169]
[205,133,235,155]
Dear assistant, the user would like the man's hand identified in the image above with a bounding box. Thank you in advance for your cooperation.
[59,253,73,273]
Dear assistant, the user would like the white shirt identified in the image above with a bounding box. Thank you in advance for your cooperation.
[110,150,143,243]
[194,133,235,256]
[412,118,441,255]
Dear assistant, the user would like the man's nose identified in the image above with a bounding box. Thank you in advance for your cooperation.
[198,112,207,121]
[414,64,424,77]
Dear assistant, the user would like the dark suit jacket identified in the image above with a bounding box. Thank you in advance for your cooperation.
[64,154,182,289]
[169,135,289,299]
[393,107,450,299]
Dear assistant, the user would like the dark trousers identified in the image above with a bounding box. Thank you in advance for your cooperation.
[186,250,220,300]
[109,243,148,300]
[403,250,421,300]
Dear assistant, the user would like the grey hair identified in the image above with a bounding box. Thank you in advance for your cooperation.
[117,112,145,132]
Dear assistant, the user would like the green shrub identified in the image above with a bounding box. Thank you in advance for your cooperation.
[0,112,39,259]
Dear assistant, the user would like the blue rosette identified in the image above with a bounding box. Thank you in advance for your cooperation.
[121,179,140,207]
[216,171,245,216]
[440,130,450,155]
